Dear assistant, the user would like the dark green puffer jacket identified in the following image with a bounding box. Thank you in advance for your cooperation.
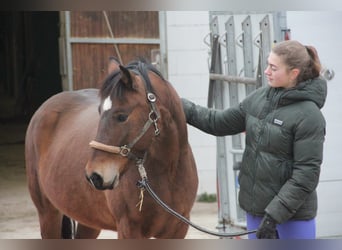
[182,77,327,223]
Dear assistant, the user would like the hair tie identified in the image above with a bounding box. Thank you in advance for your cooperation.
[305,45,310,53]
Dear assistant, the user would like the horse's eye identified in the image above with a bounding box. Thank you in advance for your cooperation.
[117,114,128,122]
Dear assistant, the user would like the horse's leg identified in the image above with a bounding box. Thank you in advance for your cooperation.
[116,217,147,239]
[26,166,63,238]
[163,221,189,239]
[75,223,101,239]
[36,203,63,239]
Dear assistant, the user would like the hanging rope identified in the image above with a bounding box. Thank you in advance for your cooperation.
[102,11,123,65]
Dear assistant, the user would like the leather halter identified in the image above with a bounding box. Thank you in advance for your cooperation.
[89,62,160,161]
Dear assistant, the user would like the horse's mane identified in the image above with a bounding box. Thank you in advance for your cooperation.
[126,58,165,82]
[99,59,165,101]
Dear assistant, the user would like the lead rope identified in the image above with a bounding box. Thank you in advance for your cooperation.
[135,163,257,238]
[136,189,145,212]
[136,159,147,212]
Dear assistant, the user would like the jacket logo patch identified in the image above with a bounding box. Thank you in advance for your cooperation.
[273,118,283,126]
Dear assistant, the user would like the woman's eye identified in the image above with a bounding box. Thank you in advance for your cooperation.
[117,114,128,122]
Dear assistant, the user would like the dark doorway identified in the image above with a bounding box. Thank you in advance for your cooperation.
[0,11,62,122]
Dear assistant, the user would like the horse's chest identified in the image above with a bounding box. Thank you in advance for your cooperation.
[39,164,116,229]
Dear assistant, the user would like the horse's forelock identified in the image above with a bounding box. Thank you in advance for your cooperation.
[99,69,129,101]
[99,59,166,103]
[100,70,119,99]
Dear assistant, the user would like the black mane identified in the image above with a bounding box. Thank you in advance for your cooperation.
[99,59,165,101]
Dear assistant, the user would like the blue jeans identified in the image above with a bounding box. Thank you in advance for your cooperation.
[246,213,316,239]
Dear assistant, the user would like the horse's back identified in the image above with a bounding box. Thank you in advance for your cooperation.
[26,88,99,156]
[25,88,100,207]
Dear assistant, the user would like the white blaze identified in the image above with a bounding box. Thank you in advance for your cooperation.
[103,96,112,111]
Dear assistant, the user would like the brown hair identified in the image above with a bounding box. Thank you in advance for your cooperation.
[272,40,322,83]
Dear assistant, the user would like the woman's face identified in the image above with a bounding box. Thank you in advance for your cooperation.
[264,52,299,88]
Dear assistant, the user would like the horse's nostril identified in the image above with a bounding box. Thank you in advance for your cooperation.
[88,172,105,190]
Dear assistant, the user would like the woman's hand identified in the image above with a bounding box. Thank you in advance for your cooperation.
[256,214,278,239]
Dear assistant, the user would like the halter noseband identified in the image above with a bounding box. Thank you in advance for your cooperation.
[89,62,160,161]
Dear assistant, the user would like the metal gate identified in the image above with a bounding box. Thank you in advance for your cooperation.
[207,11,288,232]
[58,11,167,91]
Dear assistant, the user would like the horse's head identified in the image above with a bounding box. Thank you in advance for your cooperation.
[85,58,163,190]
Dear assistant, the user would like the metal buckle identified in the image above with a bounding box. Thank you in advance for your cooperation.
[119,145,131,157]
[148,110,158,122]
[147,92,156,102]
[149,110,160,135]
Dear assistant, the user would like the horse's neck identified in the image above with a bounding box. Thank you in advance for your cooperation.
[148,111,180,159]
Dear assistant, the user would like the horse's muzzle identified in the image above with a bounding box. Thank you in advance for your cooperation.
[86,172,115,190]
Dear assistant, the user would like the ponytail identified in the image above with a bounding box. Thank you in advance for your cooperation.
[305,45,322,79]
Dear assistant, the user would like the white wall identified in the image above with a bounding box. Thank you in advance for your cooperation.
[165,11,217,194]
[287,11,342,238]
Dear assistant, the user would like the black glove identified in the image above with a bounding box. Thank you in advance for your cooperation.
[256,213,278,239]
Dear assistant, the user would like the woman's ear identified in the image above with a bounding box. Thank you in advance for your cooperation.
[290,68,300,82]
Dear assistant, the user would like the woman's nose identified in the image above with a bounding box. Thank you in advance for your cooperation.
[264,66,270,75]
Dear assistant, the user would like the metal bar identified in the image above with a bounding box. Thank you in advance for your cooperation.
[272,11,288,43]
[58,37,67,76]
[225,17,242,150]
[158,11,168,78]
[210,73,256,85]
[225,15,245,226]
[65,11,73,91]
[225,16,239,107]
[208,15,231,234]
[230,149,245,154]
[207,34,220,108]
[69,37,161,45]
[259,15,271,86]
[207,15,221,108]
[241,15,256,95]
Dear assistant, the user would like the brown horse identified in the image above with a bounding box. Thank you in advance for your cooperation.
[25,58,198,239]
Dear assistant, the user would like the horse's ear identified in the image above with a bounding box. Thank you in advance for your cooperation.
[107,57,120,74]
[119,65,136,90]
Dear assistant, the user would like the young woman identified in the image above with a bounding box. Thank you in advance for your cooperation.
[181,40,327,239]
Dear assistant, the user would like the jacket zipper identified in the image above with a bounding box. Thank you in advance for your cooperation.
[251,88,280,215]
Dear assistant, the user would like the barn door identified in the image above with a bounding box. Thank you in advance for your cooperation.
[59,11,167,91]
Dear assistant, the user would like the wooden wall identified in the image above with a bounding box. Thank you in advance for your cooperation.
[69,11,160,90]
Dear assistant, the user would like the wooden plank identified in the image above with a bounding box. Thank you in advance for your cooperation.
[72,43,159,90]
[70,11,159,38]
[67,11,161,90]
